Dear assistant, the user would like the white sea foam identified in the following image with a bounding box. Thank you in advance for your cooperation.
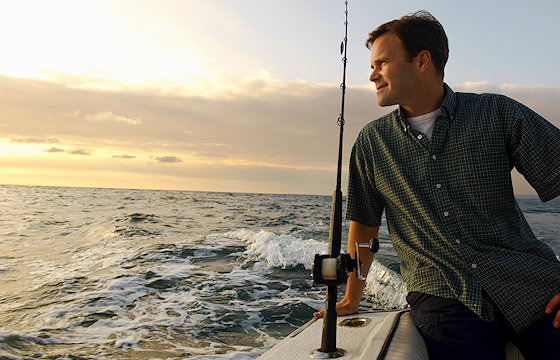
[216,228,408,310]
[216,229,407,308]
[222,229,327,270]
[144,257,197,278]
[364,261,408,309]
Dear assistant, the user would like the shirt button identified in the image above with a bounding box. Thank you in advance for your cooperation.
[443,211,449,217]
[436,183,442,189]
[455,239,461,244]
[471,263,477,269]
[431,154,437,160]
[417,134,423,140]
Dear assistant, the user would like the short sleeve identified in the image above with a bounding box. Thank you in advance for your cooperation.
[345,132,385,226]
[506,98,560,202]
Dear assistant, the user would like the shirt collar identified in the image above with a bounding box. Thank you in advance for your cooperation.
[440,83,457,120]
[395,82,457,132]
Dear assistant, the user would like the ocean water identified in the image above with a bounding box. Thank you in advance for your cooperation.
[0,185,558,359]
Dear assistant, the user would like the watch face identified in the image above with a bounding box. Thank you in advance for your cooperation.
[369,237,380,253]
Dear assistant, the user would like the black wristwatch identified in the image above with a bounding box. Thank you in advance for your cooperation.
[369,237,379,253]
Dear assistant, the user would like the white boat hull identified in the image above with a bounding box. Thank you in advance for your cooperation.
[259,310,525,359]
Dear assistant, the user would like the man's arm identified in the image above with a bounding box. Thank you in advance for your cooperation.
[504,98,560,328]
[313,221,379,318]
[506,97,560,202]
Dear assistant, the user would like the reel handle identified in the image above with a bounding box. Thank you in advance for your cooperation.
[354,237,379,280]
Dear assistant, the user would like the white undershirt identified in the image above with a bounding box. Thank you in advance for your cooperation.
[406,108,442,140]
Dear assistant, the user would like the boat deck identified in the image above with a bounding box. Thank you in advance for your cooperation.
[258,310,525,360]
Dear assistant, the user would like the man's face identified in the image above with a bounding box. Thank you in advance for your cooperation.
[369,32,417,107]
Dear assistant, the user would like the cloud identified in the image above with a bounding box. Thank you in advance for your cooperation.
[0,75,377,170]
[112,154,136,159]
[455,81,501,94]
[154,156,182,163]
[4,76,558,154]
[11,137,60,144]
[68,149,91,156]
[85,111,142,126]
[1,75,557,194]
[43,147,91,156]
[44,147,65,153]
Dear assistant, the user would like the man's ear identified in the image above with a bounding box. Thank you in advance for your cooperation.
[415,50,432,74]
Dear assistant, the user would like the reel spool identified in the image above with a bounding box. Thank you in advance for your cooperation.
[312,237,379,285]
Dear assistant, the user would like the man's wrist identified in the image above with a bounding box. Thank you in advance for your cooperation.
[341,297,360,309]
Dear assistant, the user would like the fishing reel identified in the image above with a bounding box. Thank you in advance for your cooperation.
[312,238,379,286]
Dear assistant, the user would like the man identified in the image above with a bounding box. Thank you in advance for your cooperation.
[313,11,560,359]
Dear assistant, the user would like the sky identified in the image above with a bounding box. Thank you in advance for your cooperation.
[0,0,559,195]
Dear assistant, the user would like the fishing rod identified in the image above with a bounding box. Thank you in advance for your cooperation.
[311,1,380,357]
[310,1,363,358]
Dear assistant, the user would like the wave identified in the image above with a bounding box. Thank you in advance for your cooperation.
[214,228,408,309]
[115,213,159,223]
[364,261,408,309]
[219,229,327,270]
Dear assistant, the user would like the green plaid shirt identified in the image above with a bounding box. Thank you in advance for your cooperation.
[346,83,560,332]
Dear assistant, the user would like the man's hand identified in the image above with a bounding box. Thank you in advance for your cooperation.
[313,222,378,319]
[313,299,359,318]
[545,293,560,328]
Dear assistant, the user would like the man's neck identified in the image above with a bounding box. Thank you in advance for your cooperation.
[401,83,445,118]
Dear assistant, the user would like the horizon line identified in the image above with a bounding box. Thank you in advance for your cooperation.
[0,182,542,199]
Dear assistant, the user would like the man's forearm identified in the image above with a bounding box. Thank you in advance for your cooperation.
[342,221,379,307]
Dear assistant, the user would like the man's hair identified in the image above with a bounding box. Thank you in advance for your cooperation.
[365,10,449,76]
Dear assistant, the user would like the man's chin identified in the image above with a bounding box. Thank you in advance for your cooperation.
[377,97,396,107]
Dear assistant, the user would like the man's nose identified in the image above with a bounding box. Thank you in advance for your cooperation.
[369,70,379,83]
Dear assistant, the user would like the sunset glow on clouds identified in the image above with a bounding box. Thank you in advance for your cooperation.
[0,0,559,194]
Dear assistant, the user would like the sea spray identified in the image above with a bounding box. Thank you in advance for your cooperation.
[220,229,327,270]
[364,261,408,309]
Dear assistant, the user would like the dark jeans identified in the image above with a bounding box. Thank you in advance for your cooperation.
[406,292,560,360]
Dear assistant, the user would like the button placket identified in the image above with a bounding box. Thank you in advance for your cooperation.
[429,149,458,243]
